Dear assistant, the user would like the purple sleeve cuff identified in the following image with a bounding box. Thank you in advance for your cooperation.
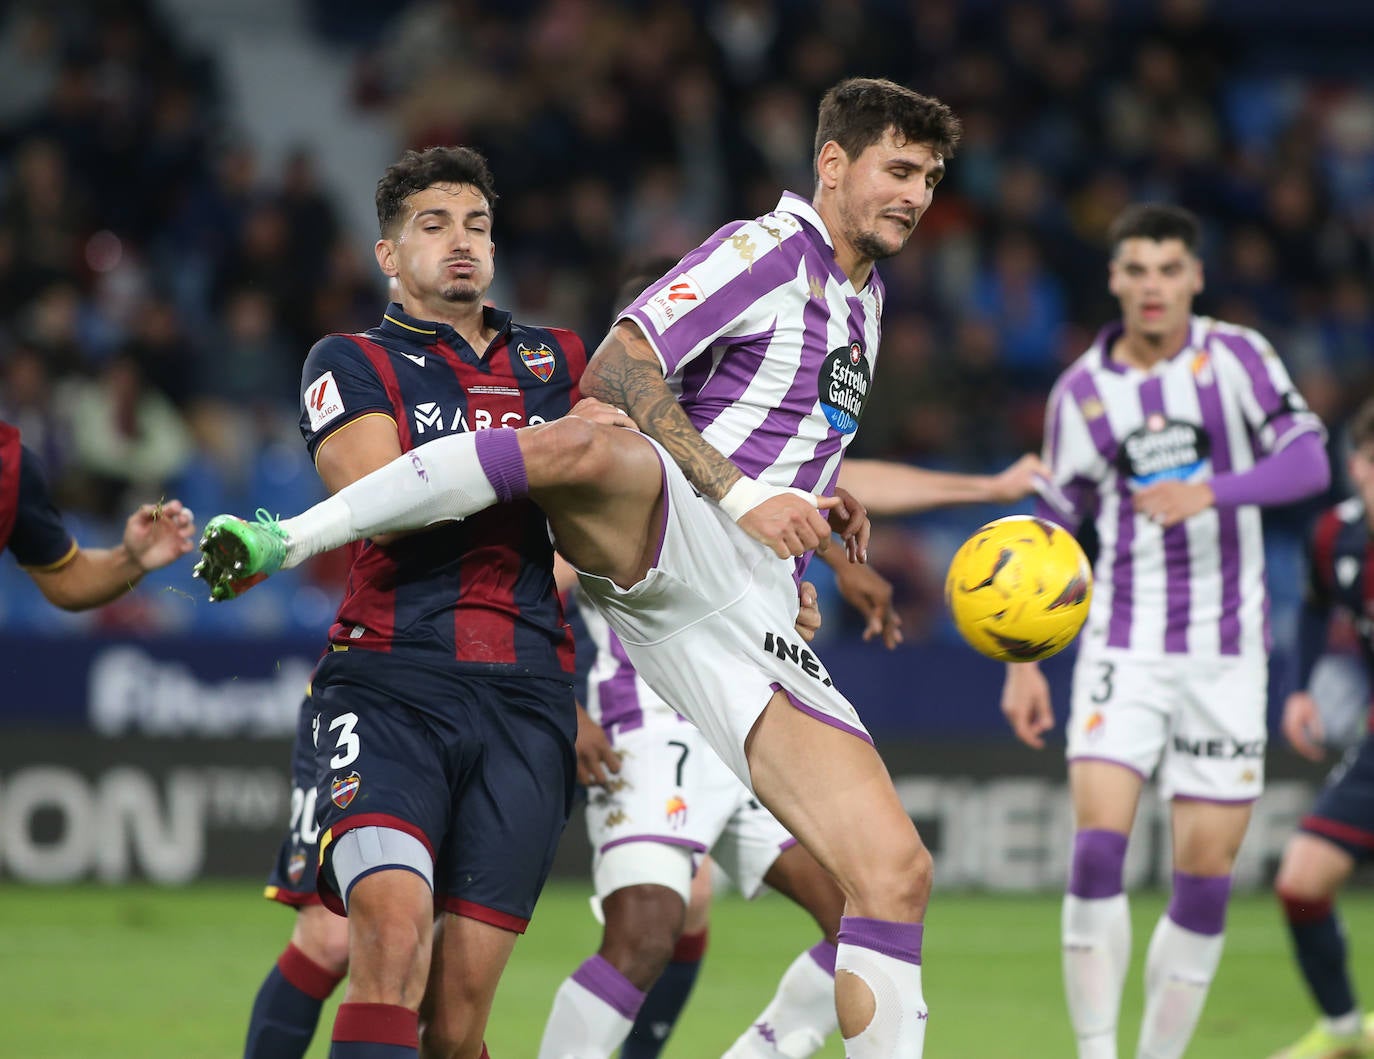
[1209,431,1329,509]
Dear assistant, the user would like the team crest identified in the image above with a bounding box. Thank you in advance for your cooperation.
[330,771,361,810]
[1084,711,1105,742]
[287,851,308,883]
[1079,397,1105,421]
[518,343,556,382]
[665,795,688,829]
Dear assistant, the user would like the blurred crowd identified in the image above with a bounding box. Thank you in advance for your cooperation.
[2,0,1372,642]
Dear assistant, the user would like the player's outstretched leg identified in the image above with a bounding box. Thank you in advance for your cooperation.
[724,844,844,1058]
[1062,829,1132,1059]
[744,695,931,1059]
[245,906,349,1059]
[1268,831,1368,1059]
[195,419,662,602]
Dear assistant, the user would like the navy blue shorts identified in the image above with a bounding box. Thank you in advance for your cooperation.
[264,692,325,907]
[1301,731,1374,860]
[311,648,576,931]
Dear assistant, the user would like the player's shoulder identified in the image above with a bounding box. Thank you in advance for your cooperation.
[1047,346,1103,405]
[304,331,381,368]
[1198,316,1277,361]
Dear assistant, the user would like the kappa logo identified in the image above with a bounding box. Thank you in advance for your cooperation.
[305,371,345,431]
[330,770,361,810]
[518,343,556,382]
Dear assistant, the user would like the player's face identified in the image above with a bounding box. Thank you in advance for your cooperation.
[378,183,495,308]
[831,130,943,262]
[1108,237,1203,342]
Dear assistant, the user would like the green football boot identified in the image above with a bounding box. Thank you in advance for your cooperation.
[1266,1020,1369,1059]
[193,509,289,601]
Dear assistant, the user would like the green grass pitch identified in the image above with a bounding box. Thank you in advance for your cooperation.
[1,881,1369,1057]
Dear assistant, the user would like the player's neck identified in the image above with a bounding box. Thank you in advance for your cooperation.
[815,197,873,290]
[1111,323,1189,371]
[407,298,495,357]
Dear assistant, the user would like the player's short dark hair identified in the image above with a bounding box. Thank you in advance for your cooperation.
[813,78,961,173]
[1349,397,1374,450]
[1108,203,1201,255]
[376,146,498,237]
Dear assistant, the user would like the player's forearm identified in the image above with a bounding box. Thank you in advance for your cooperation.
[30,546,145,611]
[583,323,743,500]
[1209,432,1329,509]
[839,459,996,516]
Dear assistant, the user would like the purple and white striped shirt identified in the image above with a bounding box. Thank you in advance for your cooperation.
[1038,315,1324,658]
[621,192,885,498]
[575,584,685,735]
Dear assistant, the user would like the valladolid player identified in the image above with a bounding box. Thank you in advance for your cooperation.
[1002,203,1329,1059]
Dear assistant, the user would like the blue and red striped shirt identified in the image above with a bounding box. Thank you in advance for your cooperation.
[298,304,586,679]
[0,421,77,570]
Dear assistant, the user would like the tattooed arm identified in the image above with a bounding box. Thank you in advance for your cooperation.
[582,319,844,561]
[581,320,743,500]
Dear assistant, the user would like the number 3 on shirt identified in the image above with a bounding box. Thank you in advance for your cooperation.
[329,712,361,768]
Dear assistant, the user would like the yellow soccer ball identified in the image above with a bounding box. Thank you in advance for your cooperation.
[945,515,1092,662]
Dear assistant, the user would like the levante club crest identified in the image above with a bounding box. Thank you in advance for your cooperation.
[519,343,556,382]
[331,771,361,810]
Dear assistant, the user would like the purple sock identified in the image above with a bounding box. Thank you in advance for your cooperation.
[1068,829,1129,899]
[807,939,838,977]
[1168,871,1232,936]
[838,916,923,965]
[473,428,529,502]
[572,954,645,1021]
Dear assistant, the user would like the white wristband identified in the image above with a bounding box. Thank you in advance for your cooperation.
[717,476,818,523]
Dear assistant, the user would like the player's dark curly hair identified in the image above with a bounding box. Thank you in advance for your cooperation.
[376,146,498,237]
[813,78,961,175]
[1108,203,1201,255]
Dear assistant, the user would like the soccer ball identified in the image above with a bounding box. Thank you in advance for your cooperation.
[945,515,1092,662]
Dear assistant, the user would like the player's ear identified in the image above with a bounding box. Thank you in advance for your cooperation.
[816,140,847,191]
[375,238,398,278]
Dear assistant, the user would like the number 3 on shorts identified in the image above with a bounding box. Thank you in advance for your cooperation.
[329,712,361,768]
[1090,662,1115,704]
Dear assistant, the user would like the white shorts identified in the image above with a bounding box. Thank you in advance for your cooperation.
[575,438,871,788]
[585,722,793,901]
[1066,646,1268,801]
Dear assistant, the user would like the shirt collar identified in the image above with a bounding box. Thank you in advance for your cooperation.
[378,302,513,347]
[775,191,834,249]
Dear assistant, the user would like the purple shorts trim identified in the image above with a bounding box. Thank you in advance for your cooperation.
[778,836,799,853]
[771,683,873,746]
[1067,755,1149,782]
[599,834,707,856]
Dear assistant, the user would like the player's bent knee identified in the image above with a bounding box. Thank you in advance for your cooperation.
[331,825,434,911]
[594,840,693,906]
[297,904,351,974]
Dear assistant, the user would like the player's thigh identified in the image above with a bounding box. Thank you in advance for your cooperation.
[420,912,520,1053]
[1068,760,1145,833]
[745,691,927,920]
[761,842,845,939]
[293,902,351,974]
[1066,648,1170,791]
[1159,654,1267,803]
[535,422,664,588]
[1275,831,1356,898]
[439,676,576,927]
[1291,735,1374,868]
[1170,798,1253,875]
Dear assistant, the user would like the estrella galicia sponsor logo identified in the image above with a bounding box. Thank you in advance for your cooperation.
[819,342,870,434]
[1171,735,1264,759]
[761,631,833,687]
[1117,414,1210,487]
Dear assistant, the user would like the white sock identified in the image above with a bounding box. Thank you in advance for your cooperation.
[1136,916,1224,1059]
[538,956,643,1059]
[278,429,521,567]
[1323,1010,1363,1037]
[835,928,927,1059]
[724,941,838,1057]
[1063,893,1131,1059]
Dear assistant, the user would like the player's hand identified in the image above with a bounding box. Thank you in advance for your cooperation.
[991,453,1052,503]
[827,486,870,563]
[575,703,621,787]
[1132,480,1214,528]
[1002,662,1055,749]
[1281,690,1326,762]
[123,499,197,572]
[832,560,903,648]
[568,397,639,431]
[738,492,839,560]
[794,580,822,642]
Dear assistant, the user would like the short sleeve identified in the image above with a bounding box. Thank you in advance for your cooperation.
[1037,369,1105,527]
[299,335,396,459]
[9,445,77,569]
